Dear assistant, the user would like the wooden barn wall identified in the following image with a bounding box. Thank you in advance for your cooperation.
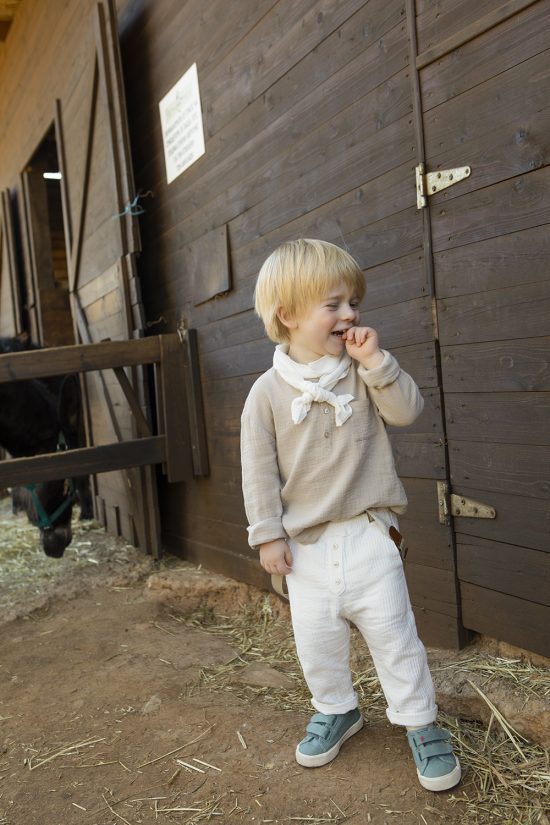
[3,0,546,652]
[0,0,150,545]
[415,0,550,656]
[117,0,465,646]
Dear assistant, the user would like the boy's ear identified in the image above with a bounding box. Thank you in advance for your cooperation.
[276,306,298,330]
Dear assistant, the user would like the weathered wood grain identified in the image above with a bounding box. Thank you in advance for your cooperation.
[146,73,415,265]
[434,225,550,300]
[441,339,550,393]
[149,162,419,325]
[416,0,504,54]
[163,531,270,590]
[361,294,433,347]
[390,434,447,479]
[400,477,456,571]
[405,562,460,617]
[124,0,406,185]
[0,336,161,382]
[0,189,22,335]
[437,281,550,346]
[461,582,550,657]
[445,391,550,445]
[446,486,549,552]
[416,0,541,69]
[414,606,470,649]
[458,535,550,604]
[423,48,550,201]
[449,440,550,500]
[0,436,166,485]
[154,34,411,248]
[430,165,550,253]
[420,0,549,110]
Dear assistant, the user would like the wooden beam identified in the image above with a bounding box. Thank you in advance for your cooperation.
[94,0,141,255]
[1,189,23,335]
[180,328,210,477]
[69,57,98,294]
[0,436,166,485]
[0,336,162,383]
[159,333,193,482]
[54,98,73,253]
[113,365,152,437]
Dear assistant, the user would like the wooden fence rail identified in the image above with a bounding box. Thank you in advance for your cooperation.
[0,333,208,487]
[0,337,160,383]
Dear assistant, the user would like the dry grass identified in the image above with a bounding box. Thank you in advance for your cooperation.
[432,656,550,702]
[173,599,550,825]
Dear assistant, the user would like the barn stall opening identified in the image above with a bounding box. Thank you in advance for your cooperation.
[0,0,548,658]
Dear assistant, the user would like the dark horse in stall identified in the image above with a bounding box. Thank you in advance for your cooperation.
[0,336,93,557]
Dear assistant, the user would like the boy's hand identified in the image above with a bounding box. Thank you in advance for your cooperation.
[342,326,384,368]
[259,539,293,575]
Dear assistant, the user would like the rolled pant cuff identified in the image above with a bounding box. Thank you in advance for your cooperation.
[312,695,358,716]
[385,706,438,727]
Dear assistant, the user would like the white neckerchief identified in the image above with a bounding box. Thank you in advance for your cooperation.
[273,343,354,426]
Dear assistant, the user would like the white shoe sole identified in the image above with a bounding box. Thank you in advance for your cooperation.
[417,759,462,791]
[295,715,364,768]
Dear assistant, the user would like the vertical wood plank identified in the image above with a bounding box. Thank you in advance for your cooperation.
[68,57,98,295]
[180,328,210,478]
[404,0,470,649]
[0,189,23,336]
[159,333,193,482]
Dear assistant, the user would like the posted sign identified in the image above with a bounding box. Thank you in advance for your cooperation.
[159,63,205,184]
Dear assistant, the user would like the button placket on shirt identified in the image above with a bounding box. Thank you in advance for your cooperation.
[323,407,331,439]
[329,541,345,595]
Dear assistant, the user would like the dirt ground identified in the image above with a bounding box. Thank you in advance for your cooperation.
[0,500,548,825]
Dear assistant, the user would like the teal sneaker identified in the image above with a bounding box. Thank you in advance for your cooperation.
[296,709,363,767]
[406,724,462,791]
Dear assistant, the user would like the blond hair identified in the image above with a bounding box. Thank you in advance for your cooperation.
[254,238,365,343]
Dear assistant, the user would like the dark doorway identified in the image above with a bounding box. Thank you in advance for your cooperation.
[20,124,74,347]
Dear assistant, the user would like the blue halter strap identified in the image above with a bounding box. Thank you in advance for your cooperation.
[24,432,76,531]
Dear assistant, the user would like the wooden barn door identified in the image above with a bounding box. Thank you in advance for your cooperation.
[409,0,550,656]
[0,190,23,338]
[53,0,159,554]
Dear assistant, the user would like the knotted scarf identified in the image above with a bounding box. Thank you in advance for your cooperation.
[273,343,354,426]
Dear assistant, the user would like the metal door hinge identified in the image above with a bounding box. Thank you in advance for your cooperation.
[437,481,496,524]
[416,163,471,209]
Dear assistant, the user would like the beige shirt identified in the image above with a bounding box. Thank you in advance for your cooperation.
[240,348,424,550]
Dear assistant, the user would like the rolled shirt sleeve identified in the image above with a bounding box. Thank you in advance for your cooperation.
[240,404,287,550]
[357,348,425,426]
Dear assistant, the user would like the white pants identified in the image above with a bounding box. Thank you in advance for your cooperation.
[286,511,437,727]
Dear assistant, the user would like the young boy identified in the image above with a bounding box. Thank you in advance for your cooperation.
[240,238,461,791]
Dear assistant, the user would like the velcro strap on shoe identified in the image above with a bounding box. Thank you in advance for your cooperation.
[306,721,331,740]
[410,727,450,746]
[418,740,454,758]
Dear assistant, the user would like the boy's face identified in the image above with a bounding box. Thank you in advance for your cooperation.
[284,282,361,363]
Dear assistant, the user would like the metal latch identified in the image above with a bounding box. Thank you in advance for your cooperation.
[416,163,471,209]
[437,481,496,524]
